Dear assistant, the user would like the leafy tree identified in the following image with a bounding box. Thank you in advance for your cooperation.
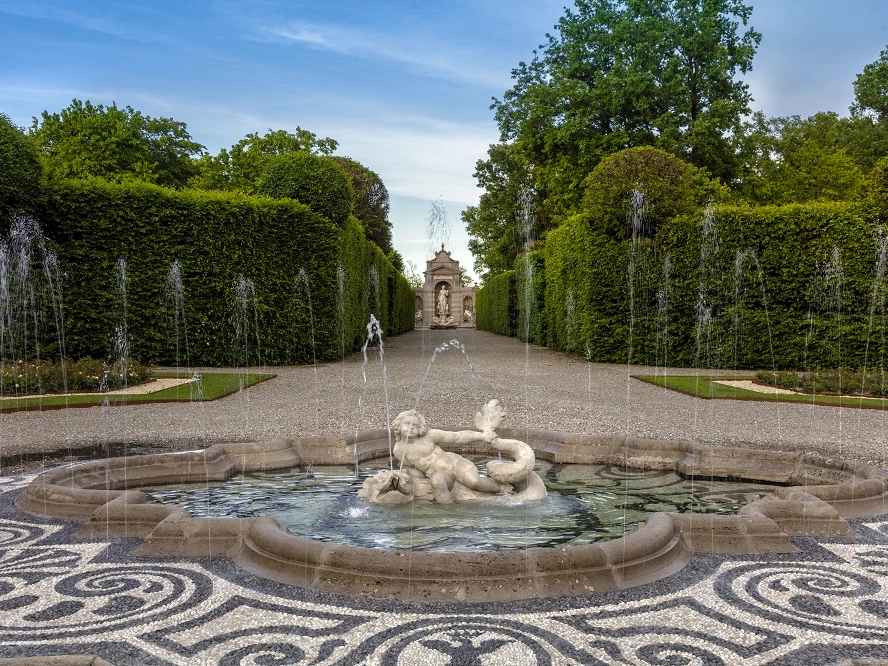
[463,143,547,278]
[256,153,353,225]
[853,45,888,123]
[30,99,204,188]
[738,113,867,204]
[492,0,760,215]
[401,258,423,289]
[459,266,474,287]
[386,248,405,274]
[190,128,337,194]
[0,114,43,221]
[331,156,392,253]
[870,155,888,214]
[582,147,705,239]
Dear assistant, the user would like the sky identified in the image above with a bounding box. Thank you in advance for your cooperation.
[1,1,887,282]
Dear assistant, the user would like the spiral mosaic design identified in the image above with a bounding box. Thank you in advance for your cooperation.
[1,489,887,665]
[717,562,888,639]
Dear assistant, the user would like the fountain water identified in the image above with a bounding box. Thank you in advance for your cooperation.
[0,217,67,396]
[103,257,130,393]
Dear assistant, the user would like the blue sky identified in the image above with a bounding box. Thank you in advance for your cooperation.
[2,1,887,281]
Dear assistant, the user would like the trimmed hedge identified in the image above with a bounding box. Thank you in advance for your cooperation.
[656,203,882,370]
[0,115,43,221]
[476,270,516,336]
[39,179,412,366]
[483,201,887,370]
[516,251,546,344]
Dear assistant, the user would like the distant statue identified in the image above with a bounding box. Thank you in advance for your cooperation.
[415,310,423,323]
[436,285,449,315]
[358,400,547,505]
[463,309,473,323]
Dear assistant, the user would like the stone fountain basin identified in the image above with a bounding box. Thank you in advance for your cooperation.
[15,428,888,603]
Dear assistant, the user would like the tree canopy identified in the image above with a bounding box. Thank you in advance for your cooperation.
[29,99,204,188]
[256,153,354,226]
[582,146,704,239]
[737,112,868,205]
[190,128,338,194]
[853,46,888,123]
[492,0,760,216]
[332,156,392,253]
[462,143,546,278]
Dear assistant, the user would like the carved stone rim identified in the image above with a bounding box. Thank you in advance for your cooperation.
[14,428,888,603]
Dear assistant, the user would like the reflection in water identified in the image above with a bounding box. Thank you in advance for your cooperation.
[143,457,779,553]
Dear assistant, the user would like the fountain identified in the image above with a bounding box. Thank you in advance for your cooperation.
[5,217,888,605]
[13,400,888,602]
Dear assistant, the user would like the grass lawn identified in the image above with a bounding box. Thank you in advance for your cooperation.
[0,371,276,412]
[634,374,888,410]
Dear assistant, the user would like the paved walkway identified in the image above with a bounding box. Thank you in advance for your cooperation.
[1,330,887,665]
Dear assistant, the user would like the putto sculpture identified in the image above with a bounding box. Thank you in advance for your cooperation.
[358,400,547,504]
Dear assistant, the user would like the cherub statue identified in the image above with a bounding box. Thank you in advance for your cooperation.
[358,400,546,505]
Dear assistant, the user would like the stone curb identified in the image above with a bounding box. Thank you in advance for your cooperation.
[14,431,888,603]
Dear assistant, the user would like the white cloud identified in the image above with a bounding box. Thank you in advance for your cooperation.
[330,116,494,204]
[257,21,509,88]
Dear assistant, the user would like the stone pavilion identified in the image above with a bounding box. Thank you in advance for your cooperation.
[414,246,477,329]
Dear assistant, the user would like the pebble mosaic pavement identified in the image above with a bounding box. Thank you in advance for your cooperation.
[1,468,887,665]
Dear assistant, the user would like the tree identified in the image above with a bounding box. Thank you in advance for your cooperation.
[190,128,337,194]
[853,45,888,123]
[402,259,423,289]
[583,147,704,239]
[256,153,353,225]
[492,0,760,215]
[463,143,547,278]
[0,114,43,221]
[459,266,474,287]
[331,156,392,253]
[871,155,888,215]
[737,112,867,204]
[30,99,204,188]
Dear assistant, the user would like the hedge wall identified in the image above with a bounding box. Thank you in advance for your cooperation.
[475,270,516,336]
[38,179,413,366]
[516,251,546,344]
[655,203,882,370]
[493,202,887,370]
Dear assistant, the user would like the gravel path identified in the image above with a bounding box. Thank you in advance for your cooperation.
[2,328,887,472]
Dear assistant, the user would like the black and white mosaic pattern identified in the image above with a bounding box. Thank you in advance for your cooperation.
[1,474,887,666]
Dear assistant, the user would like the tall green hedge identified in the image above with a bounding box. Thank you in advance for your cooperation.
[516,251,546,344]
[476,270,517,336]
[655,203,882,370]
[40,179,412,366]
[487,202,887,370]
[0,114,43,222]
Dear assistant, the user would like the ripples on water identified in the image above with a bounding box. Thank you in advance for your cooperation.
[143,458,779,552]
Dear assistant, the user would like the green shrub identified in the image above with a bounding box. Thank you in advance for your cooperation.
[496,200,886,370]
[0,357,151,394]
[582,147,700,240]
[257,153,354,226]
[756,368,888,397]
[516,251,546,344]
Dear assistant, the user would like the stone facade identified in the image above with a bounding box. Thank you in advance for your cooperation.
[414,246,477,329]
